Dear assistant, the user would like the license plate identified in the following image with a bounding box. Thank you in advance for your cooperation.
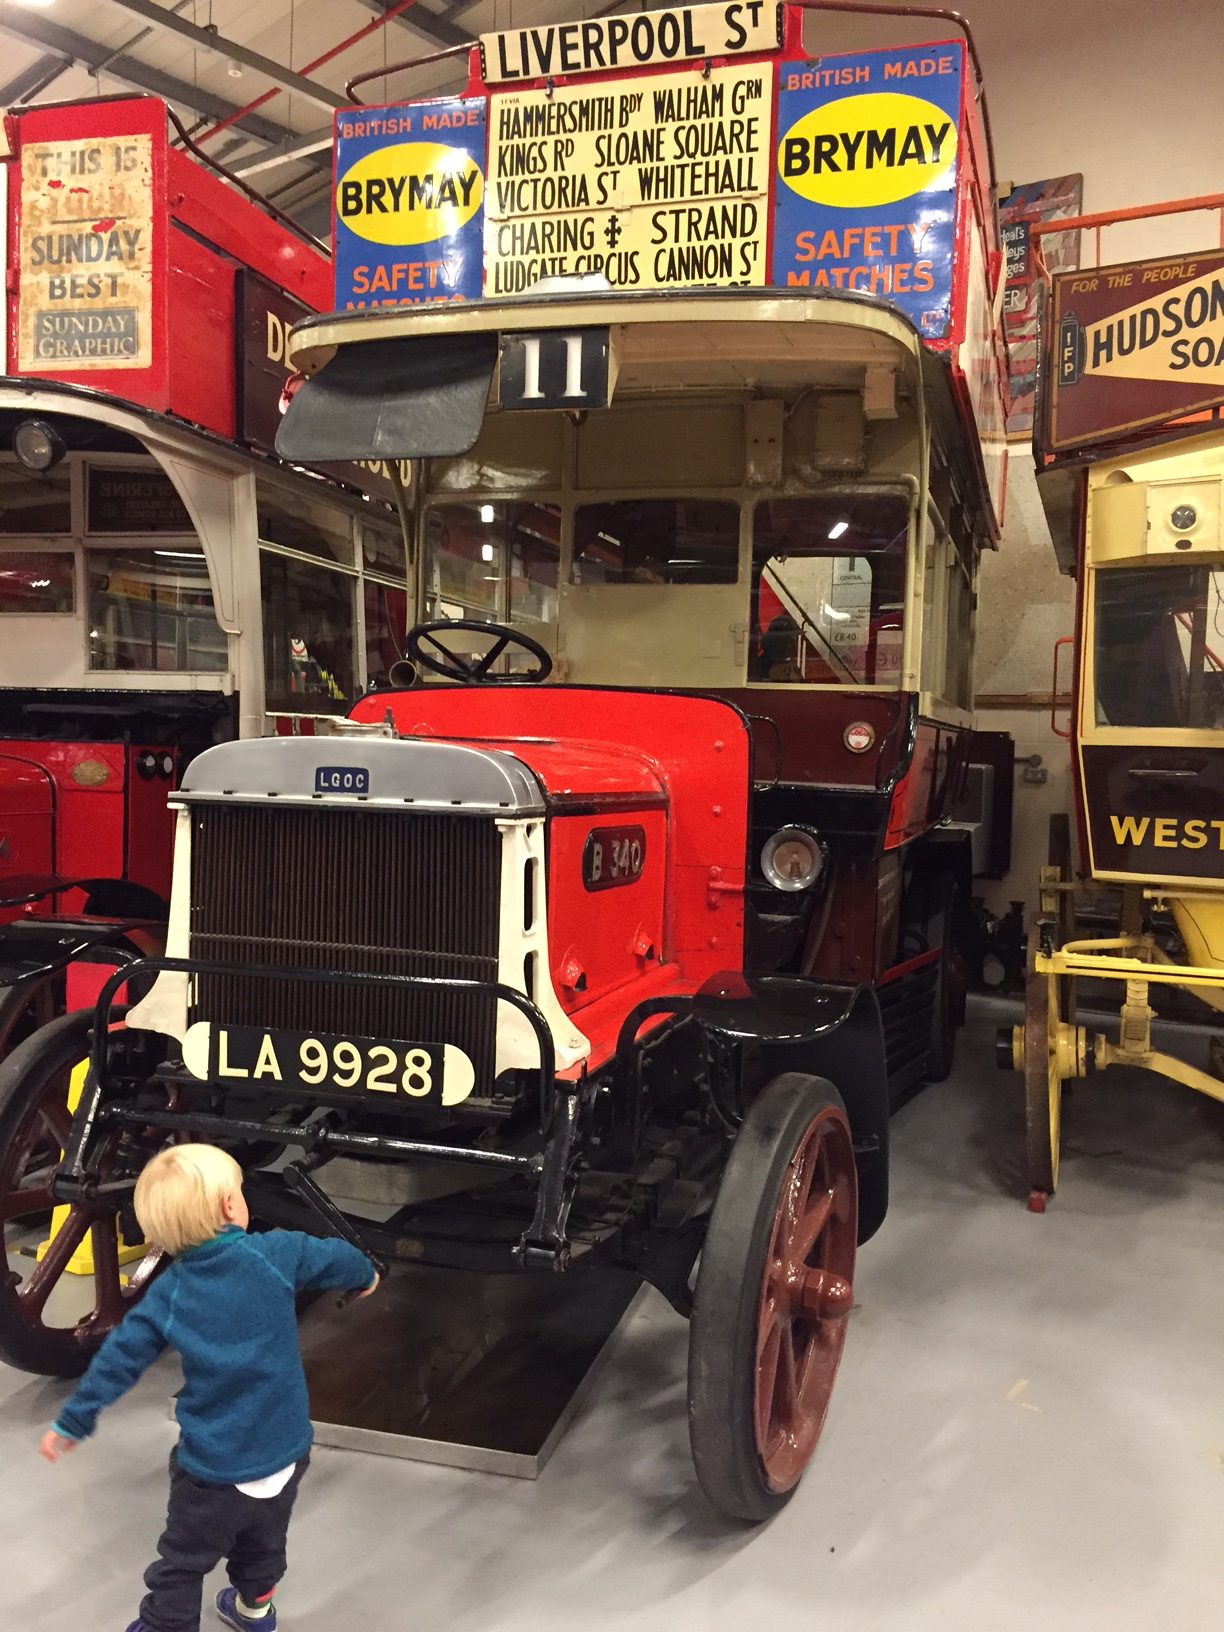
[181,1022,476,1107]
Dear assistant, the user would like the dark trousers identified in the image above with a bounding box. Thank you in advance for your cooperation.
[138,1451,309,1632]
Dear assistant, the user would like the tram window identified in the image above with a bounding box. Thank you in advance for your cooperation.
[261,553,355,714]
[750,498,907,684]
[1094,565,1224,729]
[87,548,226,672]
[571,500,739,585]
[256,484,355,566]
[0,465,71,534]
[423,504,560,673]
[365,580,409,689]
[0,552,75,614]
[360,522,408,580]
[86,466,192,533]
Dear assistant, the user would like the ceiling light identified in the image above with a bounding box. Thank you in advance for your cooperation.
[827,520,849,540]
[481,542,494,562]
[227,58,244,78]
[479,504,495,523]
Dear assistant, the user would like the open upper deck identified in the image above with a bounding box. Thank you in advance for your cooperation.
[282,1,1007,532]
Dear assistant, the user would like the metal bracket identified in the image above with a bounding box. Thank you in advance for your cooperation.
[518,1088,581,1271]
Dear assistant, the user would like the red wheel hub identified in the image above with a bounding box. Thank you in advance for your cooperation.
[754,1106,857,1492]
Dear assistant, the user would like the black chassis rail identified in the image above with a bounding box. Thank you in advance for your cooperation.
[52,955,586,1269]
[51,959,877,1286]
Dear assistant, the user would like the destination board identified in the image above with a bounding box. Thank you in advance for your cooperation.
[485,63,770,296]
[481,2,782,84]
[18,133,154,370]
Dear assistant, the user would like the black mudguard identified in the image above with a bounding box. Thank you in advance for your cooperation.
[760,986,890,1245]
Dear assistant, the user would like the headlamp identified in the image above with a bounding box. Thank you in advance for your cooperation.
[761,827,826,892]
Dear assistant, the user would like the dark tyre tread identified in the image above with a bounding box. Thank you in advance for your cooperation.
[687,1072,857,1523]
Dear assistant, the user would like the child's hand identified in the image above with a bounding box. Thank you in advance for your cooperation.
[38,1430,77,1464]
[356,1271,380,1300]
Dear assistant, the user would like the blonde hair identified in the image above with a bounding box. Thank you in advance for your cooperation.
[134,1143,244,1256]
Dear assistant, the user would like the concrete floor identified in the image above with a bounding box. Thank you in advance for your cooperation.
[3,996,1222,1632]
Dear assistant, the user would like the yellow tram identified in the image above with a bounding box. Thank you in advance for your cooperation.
[1001,207,1224,1206]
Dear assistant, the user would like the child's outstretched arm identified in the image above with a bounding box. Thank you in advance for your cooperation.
[255,1229,379,1296]
[38,1299,168,1461]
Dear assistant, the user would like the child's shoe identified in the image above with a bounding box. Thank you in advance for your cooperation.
[216,1587,278,1630]
[124,1623,157,1631]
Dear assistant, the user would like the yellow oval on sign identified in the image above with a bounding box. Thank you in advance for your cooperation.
[335,141,484,247]
[777,92,959,209]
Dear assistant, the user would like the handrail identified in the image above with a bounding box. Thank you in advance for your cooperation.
[788,2,995,190]
[1050,635,1073,740]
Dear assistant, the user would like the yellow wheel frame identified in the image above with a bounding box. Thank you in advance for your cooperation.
[1023,938,1061,1207]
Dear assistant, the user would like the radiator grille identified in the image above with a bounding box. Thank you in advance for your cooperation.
[188,802,501,1086]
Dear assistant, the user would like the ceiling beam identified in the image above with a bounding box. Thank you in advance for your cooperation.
[351,0,471,51]
[102,0,348,113]
[0,54,72,106]
[0,4,305,149]
[232,128,334,178]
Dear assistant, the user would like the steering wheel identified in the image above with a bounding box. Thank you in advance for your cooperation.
[406,619,553,685]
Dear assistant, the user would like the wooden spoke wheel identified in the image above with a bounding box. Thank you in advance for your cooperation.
[1023,927,1062,1209]
[0,1012,166,1378]
[0,975,61,1061]
[688,1073,857,1522]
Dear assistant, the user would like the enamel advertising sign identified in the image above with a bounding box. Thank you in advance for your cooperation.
[1047,250,1224,450]
[17,131,155,370]
[998,174,1082,436]
[771,43,964,339]
[333,96,487,308]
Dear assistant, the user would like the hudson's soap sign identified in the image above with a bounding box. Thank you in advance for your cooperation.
[1048,250,1224,449]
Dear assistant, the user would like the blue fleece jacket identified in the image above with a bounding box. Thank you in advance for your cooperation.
[53,1226,373,1484]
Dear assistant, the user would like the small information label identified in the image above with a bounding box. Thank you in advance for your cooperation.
[314,765,370,795]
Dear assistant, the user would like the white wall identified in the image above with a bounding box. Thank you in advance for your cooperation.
[811,0,1224,911]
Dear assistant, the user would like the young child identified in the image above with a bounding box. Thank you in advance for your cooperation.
[38,1143,379,1632]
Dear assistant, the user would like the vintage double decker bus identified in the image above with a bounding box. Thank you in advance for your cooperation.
[0,95,413,1051]
[1,4,1007,1520]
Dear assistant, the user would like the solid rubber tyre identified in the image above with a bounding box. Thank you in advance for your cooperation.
[688,1072,857,1523]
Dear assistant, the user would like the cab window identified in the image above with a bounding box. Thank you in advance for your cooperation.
[750,497,907,684]
[87,546,226,672]
[571,500,739,585]
[1094,564,1224,729]
[422,502,561,676]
